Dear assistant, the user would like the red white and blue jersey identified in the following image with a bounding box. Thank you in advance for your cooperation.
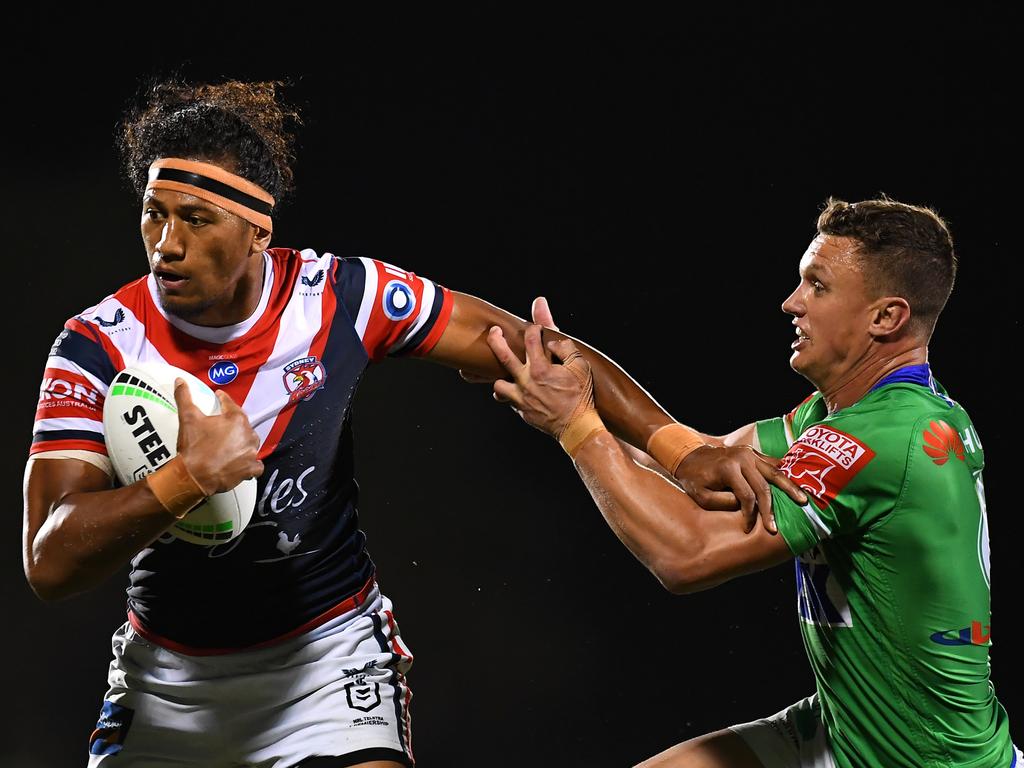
[31,248,453,650]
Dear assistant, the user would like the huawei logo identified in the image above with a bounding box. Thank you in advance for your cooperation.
[922,420,965,465]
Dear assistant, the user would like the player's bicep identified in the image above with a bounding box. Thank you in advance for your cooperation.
[681,507,793,591]
[718,422,760,451]
[23,457,113,557]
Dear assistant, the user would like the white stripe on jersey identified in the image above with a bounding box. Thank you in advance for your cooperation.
[33,417,103,434]
[784,416,795,447]
[801,502,832,539]
[81,298,174,372]
[43,355,109,396]
[383,265,408,279]
[389,279,436,355]
[242,253,332,449]
[353,257,379,343]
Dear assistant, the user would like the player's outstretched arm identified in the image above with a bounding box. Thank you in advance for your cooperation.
[486,325,792,591]
[431,293,805,532]
[427,292,673,454]
[23,382,262,602]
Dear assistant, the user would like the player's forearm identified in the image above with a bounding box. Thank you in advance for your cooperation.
[26,481,177,601]
[571,430,713,593]
[435,293,673,450]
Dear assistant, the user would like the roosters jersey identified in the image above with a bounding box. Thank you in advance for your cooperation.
[756,365,1014,768]
[31,248,453,650]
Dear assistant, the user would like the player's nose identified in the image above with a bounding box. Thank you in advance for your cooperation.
[781,284,804,316]
[154,220,185,260]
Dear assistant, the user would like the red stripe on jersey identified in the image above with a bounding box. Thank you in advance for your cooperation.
[411,285,453,357]
[67,317,126,372]
[30,439,107,455]
[362,260,432,362]
[259,263,339,458]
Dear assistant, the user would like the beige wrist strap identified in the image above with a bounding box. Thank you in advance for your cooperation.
[646,423,706,474]
[559,409,608,458]
[556,350,609,458]
[145,457,208,519]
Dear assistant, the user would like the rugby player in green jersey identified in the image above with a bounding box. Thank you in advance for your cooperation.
[484,198,1019,767]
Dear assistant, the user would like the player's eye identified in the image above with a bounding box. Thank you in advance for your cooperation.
[143,208,162,220]
[187,215,207,226]
[811,279,825,293]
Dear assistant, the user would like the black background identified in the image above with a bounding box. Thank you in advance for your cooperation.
[3,9,1018,767]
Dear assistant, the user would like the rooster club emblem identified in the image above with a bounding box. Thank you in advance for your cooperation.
[283,356,327,403]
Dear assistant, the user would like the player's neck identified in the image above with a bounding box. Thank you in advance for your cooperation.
[820,344,929,415]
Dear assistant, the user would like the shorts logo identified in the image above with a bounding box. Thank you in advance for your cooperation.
[283,356,327,403]
[922,420,965,465]
[382,280,416,321]
[345,680,382,712]
[89,700,135,756]
[780,425,876,509]
[208,360,239,386]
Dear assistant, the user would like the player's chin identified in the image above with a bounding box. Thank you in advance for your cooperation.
[155,290,214,321]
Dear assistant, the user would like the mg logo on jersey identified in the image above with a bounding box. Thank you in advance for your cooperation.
[930,620,991,646]
[922,420,966,465]
[208,360,239,386]
[382,279,416,320]
[779,426,876,509]
[283,356,327,403]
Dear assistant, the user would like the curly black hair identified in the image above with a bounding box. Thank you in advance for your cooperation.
[118,78,302,208]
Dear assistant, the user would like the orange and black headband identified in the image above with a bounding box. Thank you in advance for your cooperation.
[146,158,275,233]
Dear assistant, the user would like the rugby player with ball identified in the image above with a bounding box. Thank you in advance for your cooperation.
[23,79,804,767]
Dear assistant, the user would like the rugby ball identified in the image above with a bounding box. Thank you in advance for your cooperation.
[102,361,256,546]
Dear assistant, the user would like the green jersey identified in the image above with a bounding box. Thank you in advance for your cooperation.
[756,364,1014,768]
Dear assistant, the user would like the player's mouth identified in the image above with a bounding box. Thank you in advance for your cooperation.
[154,268,190,292]
[792,327,810,349]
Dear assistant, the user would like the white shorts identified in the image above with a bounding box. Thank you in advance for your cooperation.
[729,694,1024,768]
[728,694,837,768]
[86,584,414,767]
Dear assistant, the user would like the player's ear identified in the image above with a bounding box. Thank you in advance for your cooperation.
[869,297,911,338]
[250,223,272,254]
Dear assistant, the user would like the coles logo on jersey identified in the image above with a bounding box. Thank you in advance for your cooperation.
[922,420,965,466]
[208,360,239,386]
[779,425,876,509]
[283,356,327,403]
[382,280,416,321]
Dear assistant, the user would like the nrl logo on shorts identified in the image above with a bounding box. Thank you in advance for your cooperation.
[344,662,382,712]
[283,356,327,403]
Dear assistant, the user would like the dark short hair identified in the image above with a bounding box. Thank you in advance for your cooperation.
[118,78,301,209]
[816,196,957,336]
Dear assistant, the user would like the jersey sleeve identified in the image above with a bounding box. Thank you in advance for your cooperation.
[769,418,881,556]
[755,392,820,458]
[331,256,454,362]
[31,320,118,458]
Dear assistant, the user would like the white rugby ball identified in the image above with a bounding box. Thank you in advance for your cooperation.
[102,361,256,546]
